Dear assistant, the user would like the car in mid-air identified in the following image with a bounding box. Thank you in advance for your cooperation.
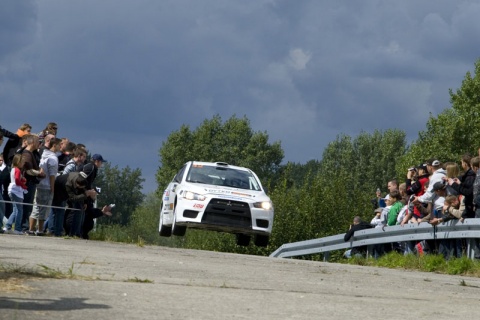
[158,161,274,247]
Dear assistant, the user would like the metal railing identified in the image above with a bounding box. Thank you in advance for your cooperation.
[269,218,480,260]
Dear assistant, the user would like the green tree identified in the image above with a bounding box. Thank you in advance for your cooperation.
[398,59,480,170]
[156,114,284,193]
[95,163,145,226]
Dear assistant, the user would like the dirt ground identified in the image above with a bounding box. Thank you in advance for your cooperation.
[1,234,480,320]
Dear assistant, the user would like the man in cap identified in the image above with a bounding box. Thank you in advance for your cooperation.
[414,160,446,207]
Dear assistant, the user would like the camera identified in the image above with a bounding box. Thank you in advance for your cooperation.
[408,167,416,172]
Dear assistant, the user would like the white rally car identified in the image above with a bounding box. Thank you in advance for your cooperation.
[158,161,274,247]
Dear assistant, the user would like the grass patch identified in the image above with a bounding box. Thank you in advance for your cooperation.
[345,252,480,277]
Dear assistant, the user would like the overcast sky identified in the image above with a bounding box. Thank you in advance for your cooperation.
[1,0,479,193]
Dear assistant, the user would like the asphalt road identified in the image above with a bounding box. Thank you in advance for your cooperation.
[1,235,480,320]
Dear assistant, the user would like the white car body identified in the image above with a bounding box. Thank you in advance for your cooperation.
[158,161,274,246]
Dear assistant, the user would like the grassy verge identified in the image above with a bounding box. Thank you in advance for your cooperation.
[345,251,480,277]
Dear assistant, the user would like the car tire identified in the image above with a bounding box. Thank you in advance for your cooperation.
[236,234,250,246]
[159,206,172,237]
[172,204,187,237]
[254,235,269,247]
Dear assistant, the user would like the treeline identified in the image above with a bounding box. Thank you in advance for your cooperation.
[90,59,480,258]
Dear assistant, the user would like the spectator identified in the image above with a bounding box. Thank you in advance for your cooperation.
[44,147,85,233]
[57,140,76,174]
[50,171,96,237]
[429,194,464,259]
[4,154,28,234]
[384,179,398,200]
[387,190,403,226]
[443,162,461,196]
[415,160,446,207]
[20,134,46,232]
[82,205,113,239]
[343,216,373,258]
[405,164,429,221]
[38,122,58,145]
[447,154,475,219]
[472,156,480,217]
[371,188,383,209]
[0,152,8,232]
[62,148,87,176]
[1,123,32,166]
[38,134,55,157]
[28,137,61,236]
[403,180,430,225]
[421,181,447,221]
[370,207,385,228]
[65,154,106,237]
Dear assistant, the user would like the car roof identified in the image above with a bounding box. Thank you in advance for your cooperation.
[187,161,251,173]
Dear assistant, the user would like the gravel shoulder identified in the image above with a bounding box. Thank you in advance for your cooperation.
[1,235,480,320]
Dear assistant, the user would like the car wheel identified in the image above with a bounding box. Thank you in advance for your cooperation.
[159,205,172,237]
[236,234,250,246]
[172,203,187,237]
[254,235,269,247]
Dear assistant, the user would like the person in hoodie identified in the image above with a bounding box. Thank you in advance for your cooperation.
[414,160,446,215]
[28,137,61,235]
[343,216,373,258]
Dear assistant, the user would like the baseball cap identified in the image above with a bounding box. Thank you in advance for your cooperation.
[432,181,446,191]
[431,160,441,167]
[416,164,428,172]
[92,154,107,162]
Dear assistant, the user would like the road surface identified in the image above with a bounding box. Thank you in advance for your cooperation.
[1,235,480,319]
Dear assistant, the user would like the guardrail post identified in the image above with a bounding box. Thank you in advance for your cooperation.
[323,252,330,262]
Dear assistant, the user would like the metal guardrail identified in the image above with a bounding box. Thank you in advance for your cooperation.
[269,218,480,260]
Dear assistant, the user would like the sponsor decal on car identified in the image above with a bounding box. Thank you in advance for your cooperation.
[193,203,204,209]
[231,191,253,197]
[206,188,232,194]
[163,196,169,201]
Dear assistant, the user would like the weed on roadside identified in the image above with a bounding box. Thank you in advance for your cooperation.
[125,277,153,283]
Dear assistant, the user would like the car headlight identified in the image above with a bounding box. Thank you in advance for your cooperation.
[253,201,272,210]
[183,191,206,201]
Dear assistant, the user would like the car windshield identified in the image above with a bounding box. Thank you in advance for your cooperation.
[186,164,261,191]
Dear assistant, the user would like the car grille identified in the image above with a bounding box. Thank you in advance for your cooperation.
[202,198,252,228]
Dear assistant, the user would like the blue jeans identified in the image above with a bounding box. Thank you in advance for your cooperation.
[7,193,24,232]
[69,201,84,237]
[44,208,54,233]
[52,201,66,237]
[0,193,5,229]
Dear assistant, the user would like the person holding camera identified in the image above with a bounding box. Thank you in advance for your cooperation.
[405,164,429,222]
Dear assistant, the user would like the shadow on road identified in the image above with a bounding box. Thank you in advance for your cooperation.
[0,297,110,311]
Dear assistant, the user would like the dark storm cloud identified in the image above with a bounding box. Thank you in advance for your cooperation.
[0,0,37,59]
[1,0,479,192]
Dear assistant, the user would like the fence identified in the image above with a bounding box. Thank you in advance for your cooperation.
[269,218,480,260]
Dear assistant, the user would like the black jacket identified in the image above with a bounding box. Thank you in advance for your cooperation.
[52,172,88,205]
[451,168,476,218]
[0,126,21,166]
[344,221,373,242]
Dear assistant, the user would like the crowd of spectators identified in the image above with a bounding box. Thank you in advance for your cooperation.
[0,122,113,238]
[346,155,480,259]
